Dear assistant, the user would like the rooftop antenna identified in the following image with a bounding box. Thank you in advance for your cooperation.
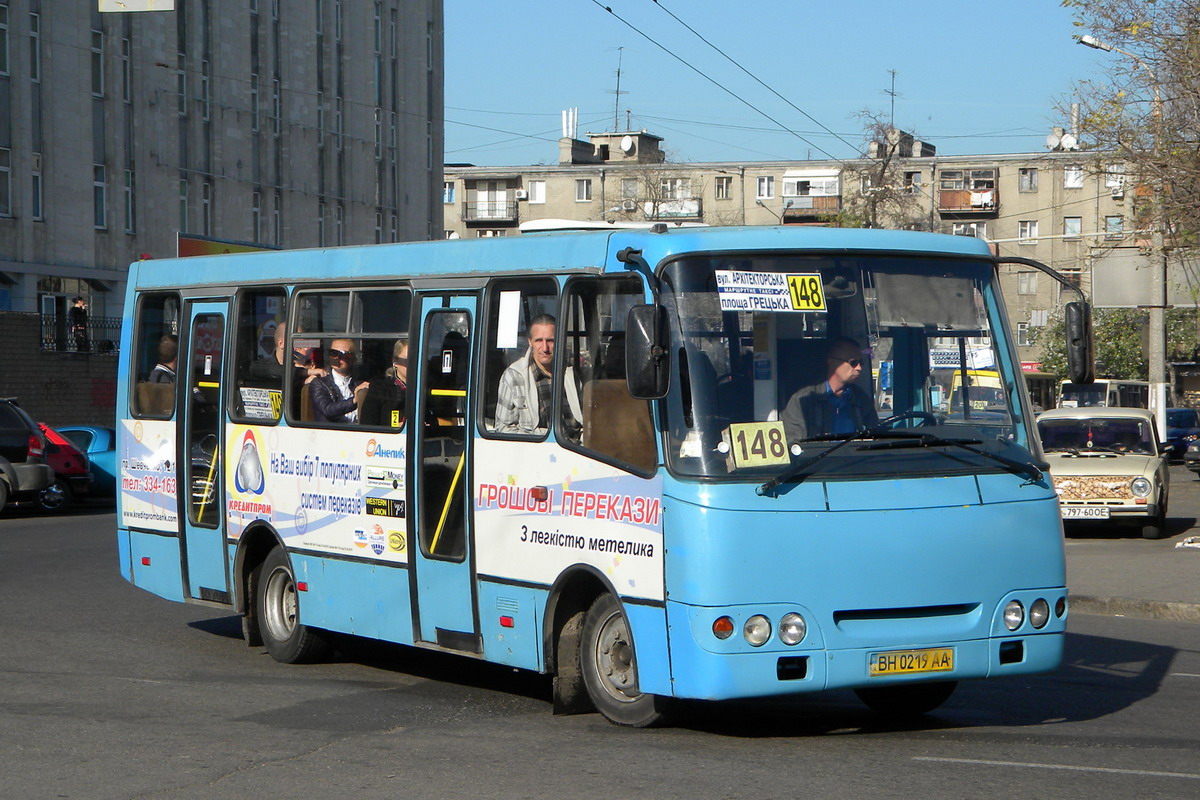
[885,69,899,129]
[609,47,628,132]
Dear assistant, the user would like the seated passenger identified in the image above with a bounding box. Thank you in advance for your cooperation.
[249,323,327,386]
[360,339,408,428]
[308,338,368,423]
[494,314,581,436]
[781,336,879,444]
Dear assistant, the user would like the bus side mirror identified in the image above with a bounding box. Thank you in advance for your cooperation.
[1065,301,1095,385]
[626,304,670,400]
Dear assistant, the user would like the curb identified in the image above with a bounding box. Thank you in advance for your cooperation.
[1069,594,1200,623]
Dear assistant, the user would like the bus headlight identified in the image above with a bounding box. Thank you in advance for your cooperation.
[1131,477,1152,497]
[1004,600,1025,631]
[778,613,806,645]
[1029,598,1050,629]
[743,615,771,646]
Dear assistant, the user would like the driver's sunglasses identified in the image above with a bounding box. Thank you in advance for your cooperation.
[328,348,356,360]
[841,358,862,368]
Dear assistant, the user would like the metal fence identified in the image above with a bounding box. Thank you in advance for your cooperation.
[40,314,122,354]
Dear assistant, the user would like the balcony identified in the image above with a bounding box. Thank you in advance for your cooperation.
[938,188,998,215]
[781,195,842,222]
[647,197,703,221]
[462,200,519,224]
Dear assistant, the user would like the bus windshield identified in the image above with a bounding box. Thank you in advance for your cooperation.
[659,253,1036,480]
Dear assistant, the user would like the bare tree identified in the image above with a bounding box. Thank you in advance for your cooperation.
[837,111,931,230]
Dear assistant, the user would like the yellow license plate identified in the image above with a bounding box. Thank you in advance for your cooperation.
[869,647,955,677]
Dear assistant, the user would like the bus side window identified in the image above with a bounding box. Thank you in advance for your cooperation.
[480,277,559,435]
[230,287,288,423]
[563,276,657,472]
[131,292,181,418]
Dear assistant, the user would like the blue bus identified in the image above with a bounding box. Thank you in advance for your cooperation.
[115,225,1071,726]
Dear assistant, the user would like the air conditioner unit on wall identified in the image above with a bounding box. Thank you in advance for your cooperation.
[514,189,528,200]
[622,199,637,212]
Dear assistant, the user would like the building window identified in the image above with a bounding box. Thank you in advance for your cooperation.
[1063,165,1084,189]
[272,77,281,136]
[176,68,186,116]
[29,12,39,82]
[1018,167,1038,192]
[200,59,211,121]
[91,30,103,97]
[32,160,43,220]
[715,175,732,200]
[660,178,690,200]
[251,190,262,242]
[1105,164,1125,193]
[179,179,189,233]
[939,170,965,190]
[123,169,135,233]
[527,180,546,204]
[1017,322,1030,347]
[318,201,326,246]
[575,179,592,202]
[756,175,775,200]
[1105,215,1124,239]
[952,221,985,238]
[1018,220,1038,244]
[201,181,212,236]
[903,171,922,194]
[0,147,10,216]
[375,210,384,244]
[1063,216,1082,238]
[273,190,281,245]
[1018,272,1038,295]
[250,74,260,131]
[477,229,506,238]
[0,4,8,75]
[93,165,107,229]
[121,38,131,102]
[335,203,344,246]
[621,177,638,199]
[442,181,455,204]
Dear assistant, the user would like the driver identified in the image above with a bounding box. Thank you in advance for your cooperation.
[781,336,879,444]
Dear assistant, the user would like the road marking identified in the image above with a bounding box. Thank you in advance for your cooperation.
[914,757,1200,781]
[1170,672,1200,678]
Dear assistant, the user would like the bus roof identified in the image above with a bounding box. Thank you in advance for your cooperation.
[125,225,996,291]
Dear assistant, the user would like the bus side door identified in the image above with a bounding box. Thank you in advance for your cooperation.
[411,297,479,651]
[180,300,231,603]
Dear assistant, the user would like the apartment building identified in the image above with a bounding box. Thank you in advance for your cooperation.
[443,129,1140,368]
[0,0,443,321]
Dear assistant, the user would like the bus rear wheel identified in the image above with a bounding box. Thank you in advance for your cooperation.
[579,594,669,727]
[256,547,332,664]
[855,681,957,716]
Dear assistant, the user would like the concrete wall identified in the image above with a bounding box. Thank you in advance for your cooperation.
[0,313,117,428]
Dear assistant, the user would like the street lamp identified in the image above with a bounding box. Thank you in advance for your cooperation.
[1075,33,1170,435]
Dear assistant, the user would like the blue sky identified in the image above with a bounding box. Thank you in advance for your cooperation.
[444,0,1113,166]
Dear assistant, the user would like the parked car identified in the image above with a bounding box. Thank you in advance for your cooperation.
[1037,407,1170,539]
[56,425,117,498]
[1165,408,1200,460]
[0,398,55,512]
[1184,440,1200,475]
[37,423,94,512]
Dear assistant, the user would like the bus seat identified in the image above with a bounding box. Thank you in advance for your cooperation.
[582,379,656,471]
[300,383,315,422]
[136,382,175,415]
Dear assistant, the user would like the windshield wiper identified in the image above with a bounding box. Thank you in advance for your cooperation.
[757,429,1046,497]
[856,431,1044,484]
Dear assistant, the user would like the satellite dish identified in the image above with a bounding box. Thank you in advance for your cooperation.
[1045,131,1062,150]
[1060,132,1079,151]
[620,135,635,154]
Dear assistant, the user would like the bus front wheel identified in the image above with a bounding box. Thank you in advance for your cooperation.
[579,594,669,727]
[855,681,957,716]
[256,547,332,664]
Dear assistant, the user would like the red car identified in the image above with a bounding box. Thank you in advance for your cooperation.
[37,423,94,512]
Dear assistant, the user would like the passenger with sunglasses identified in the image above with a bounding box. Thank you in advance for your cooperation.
[360,339,409,427]
[781,336,879,444]
[308,338,369,423]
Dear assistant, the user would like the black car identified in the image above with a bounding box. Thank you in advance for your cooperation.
[0,398,56,512]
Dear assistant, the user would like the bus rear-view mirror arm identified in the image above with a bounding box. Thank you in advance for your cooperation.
[995,256,1094,386]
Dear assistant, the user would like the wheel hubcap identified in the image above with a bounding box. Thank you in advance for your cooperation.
[593,610,639,703]
[263,566,297,641]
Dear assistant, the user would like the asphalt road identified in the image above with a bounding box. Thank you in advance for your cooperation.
[2,504,1199,799]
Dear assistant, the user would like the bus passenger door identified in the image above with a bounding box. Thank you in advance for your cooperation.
[411,298,479,651]
[181,301,231,603]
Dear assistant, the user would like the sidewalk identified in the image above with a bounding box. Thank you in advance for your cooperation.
[1066,531,1200,622]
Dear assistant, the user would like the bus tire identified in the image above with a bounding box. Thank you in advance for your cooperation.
[855,681,957,716]
[256,547,332,664]
[579,593,669,727]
